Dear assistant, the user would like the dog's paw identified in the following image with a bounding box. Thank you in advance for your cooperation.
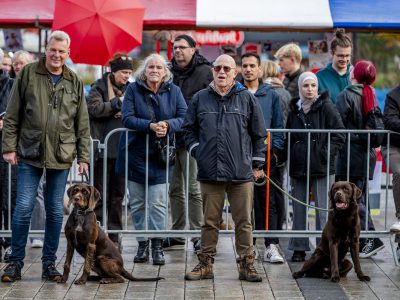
[357,274,371,282]
[292,271,303,279]
[330,275,340,283]
[74,279,87,285]
[56,276,67,284]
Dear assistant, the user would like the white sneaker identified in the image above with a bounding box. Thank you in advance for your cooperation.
[31,239,44,248]
[264,244,284,263]
[390,221,400,233]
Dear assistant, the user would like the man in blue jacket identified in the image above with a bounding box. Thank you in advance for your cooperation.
[241,53,285,264]
[184,54,266,282]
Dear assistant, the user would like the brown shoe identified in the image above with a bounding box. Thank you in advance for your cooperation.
[185,254,214,280]
[238,255,262,282]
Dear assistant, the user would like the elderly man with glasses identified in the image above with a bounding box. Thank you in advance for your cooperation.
[183,54,266,282]
[164,35,213,252]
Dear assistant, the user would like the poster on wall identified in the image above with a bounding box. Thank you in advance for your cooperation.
[3,29,23,52]
[308,40,330,70]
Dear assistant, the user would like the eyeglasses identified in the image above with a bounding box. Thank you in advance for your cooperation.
[213,65,234,73]
[173,46,191,51]
[120,56,133,61]
[334,54,352,59]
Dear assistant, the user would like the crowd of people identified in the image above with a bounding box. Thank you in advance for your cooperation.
[0,28,399,284]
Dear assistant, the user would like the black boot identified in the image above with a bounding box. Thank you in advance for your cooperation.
[152,239,165,265]
[134,240,149,263]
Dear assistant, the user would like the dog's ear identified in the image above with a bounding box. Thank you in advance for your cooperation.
[66,185,75,208]
[88,186,101,210]
[350,182,362,203]
[67,185,74,199]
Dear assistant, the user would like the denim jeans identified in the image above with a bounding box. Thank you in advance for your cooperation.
[128,181,168,242]
[10,163,69,268]
[30,172,46,243]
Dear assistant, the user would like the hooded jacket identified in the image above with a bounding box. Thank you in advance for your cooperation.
[286,91,345,178]
[0,70,14,154]
[183,81,266,182]
[116,79,187,184]
[2,58,90,169]
[336,86,377,179]
[383,84,400,147]
[316,63,351,103]
[170,52,213,149]
[244,81,284,151]
[265,77,290,125]
[87,72,128,159]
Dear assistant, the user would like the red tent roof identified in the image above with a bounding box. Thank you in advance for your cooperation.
[0,0,196,28]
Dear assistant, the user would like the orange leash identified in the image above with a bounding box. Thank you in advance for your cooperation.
[265,132,271,231]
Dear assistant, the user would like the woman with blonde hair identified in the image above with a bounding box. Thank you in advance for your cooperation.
[116,54,187,265]
[261,60,291,124]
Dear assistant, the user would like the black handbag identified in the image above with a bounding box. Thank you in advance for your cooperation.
[146,95,176,167]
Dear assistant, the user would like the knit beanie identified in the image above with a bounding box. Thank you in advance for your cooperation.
[174,34,196,48]
[110,56,133,73]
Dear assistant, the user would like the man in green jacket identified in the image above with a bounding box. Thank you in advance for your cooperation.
[1,30,90,282]
[316,28,353,103]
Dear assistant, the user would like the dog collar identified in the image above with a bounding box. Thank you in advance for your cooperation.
[74,207,94,216]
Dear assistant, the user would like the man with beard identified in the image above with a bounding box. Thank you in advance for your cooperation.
[241,53,285,263]
[164,35,212,252]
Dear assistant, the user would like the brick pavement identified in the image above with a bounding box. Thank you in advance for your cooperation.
[0,233,399,299]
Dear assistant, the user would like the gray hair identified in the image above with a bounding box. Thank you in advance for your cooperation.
[13,50,33,63]
[134,53,172,83]
[47,30,71,48]
[0,48,3,63]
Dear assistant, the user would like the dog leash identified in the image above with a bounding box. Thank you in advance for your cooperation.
[254,175,333,212]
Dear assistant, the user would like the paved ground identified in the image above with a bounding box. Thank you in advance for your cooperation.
[0,175,399,299]
[0,234,398,300]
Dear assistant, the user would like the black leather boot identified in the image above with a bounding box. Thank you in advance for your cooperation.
[134,240,149,263]
[151,239,165,265]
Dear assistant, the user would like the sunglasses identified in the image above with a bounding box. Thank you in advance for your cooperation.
[213,65,234,73]
[120,56,133,61]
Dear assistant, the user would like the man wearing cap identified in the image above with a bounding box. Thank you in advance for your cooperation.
[164,34,213,252]
[87,53,133,252]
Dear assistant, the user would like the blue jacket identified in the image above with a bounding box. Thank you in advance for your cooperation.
[116,79,187,184]
[183,81,266,182]
[316,63,351,103]
[252,82,284,151]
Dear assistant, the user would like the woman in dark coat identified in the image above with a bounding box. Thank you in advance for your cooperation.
[87,54,133,251]
[117,54,187,265]
[335,60,385,258]
[286,72,345,262]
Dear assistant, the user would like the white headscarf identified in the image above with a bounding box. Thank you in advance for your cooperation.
[298,72,318,114]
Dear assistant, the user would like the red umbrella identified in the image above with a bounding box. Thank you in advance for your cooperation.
[52,0,145,65]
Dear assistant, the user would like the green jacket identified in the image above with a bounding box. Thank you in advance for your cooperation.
[2,58,90,169]
[316,63,351,103]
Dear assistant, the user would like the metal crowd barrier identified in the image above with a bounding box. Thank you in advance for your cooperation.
[1,128,399,264]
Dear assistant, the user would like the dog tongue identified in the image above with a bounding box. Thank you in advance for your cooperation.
[336,202,346,209]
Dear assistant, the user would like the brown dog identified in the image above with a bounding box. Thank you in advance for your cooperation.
[57,183,163,284]
[292,181,370,282]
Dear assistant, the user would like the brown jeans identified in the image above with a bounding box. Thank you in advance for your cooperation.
[200,181,254,258]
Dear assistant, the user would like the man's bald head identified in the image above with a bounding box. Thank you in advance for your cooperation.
[214,54,236,68]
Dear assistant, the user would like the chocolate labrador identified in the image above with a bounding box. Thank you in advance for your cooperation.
[57,183,163,284]
[292,181,370,282]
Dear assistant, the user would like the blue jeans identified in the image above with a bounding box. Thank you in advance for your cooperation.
[10,163,69,268]
[128,181,167,242]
